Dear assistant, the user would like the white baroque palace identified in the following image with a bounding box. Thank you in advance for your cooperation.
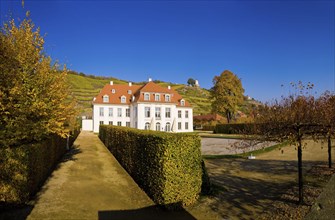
[91,79,193,133]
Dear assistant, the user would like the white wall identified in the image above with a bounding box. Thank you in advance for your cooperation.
[93,104,131,132]
[82,119,93,131]
[93,103,193,133]
[175,107,193,132]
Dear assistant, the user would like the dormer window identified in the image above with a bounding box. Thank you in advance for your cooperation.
[144,93,150,101]
[180,99,185,106]
[165,94,170,102]
[155,94,160,101]
[112,89,116,94]
[121,96,126,103]
[103,95,109,103]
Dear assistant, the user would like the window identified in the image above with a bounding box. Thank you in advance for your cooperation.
[126,122,130,127]
[165,94,170,102]
[181,99,185,106]
[185,110,189,118]
[185,122,189,130]
[126,108,130,117]
[121,96,126,103]
[117,121,122,126]
[103,95,109,103]
[100,121,104,125]
[134,107,137,117]
[144,93,150,101]
[108,108,113,117]
[178,122,182,130]
[165,108,171,118]
[178,110,182,118]
[156,122,161,131]
[145,122,150,130]
[155,107,161,119]
[165,122,171,132]
[155,94,160,101]
[99,107,104,117]
[117,108,122,117]
[145,107,150,118]
[112,89,116,94]
[128,90,132,94]
[109,121,113,125]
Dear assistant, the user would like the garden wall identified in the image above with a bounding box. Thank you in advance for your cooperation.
[99,125,203,208]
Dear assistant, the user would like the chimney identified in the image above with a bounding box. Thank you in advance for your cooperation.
[168,85,171,90]
[148,78,152,82]
[128,82,132,87]
[110,81,113,85]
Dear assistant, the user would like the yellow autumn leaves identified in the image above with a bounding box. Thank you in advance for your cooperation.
[0,17,77,147]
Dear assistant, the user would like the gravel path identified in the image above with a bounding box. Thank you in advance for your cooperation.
[201,138,276,155]
[26,131,156,220]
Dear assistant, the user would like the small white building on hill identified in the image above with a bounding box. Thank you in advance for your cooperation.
[90,79,193,133]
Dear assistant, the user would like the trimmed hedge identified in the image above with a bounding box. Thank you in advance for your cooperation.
[0,132,78,205]
[214,123,257,134]
[202,125,215,131]
[99,125,203,208]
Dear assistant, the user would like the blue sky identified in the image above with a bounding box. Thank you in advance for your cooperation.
[1,0,334,102]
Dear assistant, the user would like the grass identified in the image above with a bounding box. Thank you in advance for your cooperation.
[186,140,335,219]
[198,133,247,139]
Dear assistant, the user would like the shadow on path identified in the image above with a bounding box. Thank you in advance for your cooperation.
[98,205,196,220]
[0,145,81,220]
[203,158,325,219]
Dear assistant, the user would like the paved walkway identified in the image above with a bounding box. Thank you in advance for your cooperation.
[27,131,156,219]
[201,138,276,155]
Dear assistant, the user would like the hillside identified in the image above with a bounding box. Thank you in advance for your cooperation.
[66,73,212,116]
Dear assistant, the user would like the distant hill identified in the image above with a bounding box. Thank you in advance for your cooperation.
[66,72,212,116]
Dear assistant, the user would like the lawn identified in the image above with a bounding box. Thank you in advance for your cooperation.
[185,140,335,220]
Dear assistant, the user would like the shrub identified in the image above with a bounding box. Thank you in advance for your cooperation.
[99,125,203,208]
[0,132,78,205]
[202,125,216,131]
[214,123,257,134]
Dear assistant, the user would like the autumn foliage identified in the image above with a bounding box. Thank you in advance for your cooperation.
[210,70,244,123]
[255,82,335,204]
[0,18,77,147]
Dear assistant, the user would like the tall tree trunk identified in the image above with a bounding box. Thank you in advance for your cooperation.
[328,135,332,168]
[226,111,231,124]
[298,140,303,204]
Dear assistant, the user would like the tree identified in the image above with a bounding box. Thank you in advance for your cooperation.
[255,82,318,204]
[0,17,77,147]
[316,91,335,168]
[187,78,196,87]
[210,70,244,123]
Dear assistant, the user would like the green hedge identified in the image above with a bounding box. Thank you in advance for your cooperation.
[0,132,78,205]
[202,125,215,131]
[214,123,257,134]
[99,125,203,208]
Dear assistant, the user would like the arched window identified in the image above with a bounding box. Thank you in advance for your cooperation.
[180,99,185,106]
[165,122,171,132]
[103,95,109,103]
[165,94,170,102]
[144,93,150,101]
[156,122,161,131]
[112,89,116,94]
[145,122,150,130]
[121,96,126,103]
